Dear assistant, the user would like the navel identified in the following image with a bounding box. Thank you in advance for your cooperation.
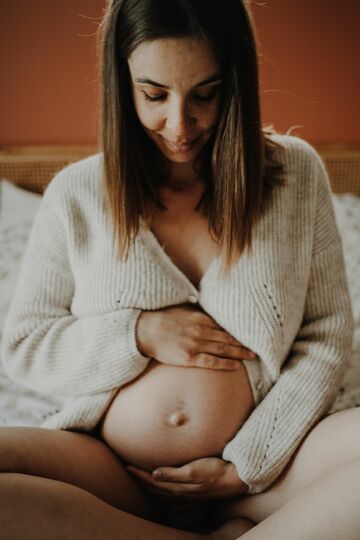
[166,410,189,427]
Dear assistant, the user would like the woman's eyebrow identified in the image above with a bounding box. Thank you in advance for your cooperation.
[134,74,223,89]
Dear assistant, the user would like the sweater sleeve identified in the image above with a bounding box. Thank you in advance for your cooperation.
[222,146,354,495]
[0,170,150,396]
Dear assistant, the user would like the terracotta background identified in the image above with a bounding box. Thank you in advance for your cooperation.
[0,0,359,145]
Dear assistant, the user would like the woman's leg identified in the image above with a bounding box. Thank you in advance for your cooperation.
[212,407,360,539]
[0,473,211,540]
[3,407,360,539]
[0,426,251,538]
[238,457,360,540]
[2,462,360,540]
[0,426,155,519]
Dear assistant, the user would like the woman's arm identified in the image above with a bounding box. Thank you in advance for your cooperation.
[0,167,150,396]
[222,146,354,495]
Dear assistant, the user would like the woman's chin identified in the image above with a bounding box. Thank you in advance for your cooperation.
[164,152,194,163]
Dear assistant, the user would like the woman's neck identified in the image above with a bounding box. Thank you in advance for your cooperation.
[155,144,209,193]
[160,160,202,189]
[157,179,206,214]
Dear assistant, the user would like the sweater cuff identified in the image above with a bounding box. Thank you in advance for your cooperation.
[122,308,151,368]
[102,307,151,386]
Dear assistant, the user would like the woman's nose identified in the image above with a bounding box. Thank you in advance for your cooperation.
[165,102,196,137]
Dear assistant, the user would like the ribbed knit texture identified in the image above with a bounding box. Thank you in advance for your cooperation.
[1,134,353,494]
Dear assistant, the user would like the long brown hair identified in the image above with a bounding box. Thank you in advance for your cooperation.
[97,0,287,277]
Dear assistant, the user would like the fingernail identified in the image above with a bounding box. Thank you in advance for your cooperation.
[153,469,163,480]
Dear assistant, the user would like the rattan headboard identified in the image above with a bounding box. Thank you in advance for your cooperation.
[0,145,97,194]
[0,143,359,195]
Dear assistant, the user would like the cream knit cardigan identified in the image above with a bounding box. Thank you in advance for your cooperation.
[1,134,354,494]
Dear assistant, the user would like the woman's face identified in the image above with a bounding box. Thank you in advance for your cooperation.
[128,37,223,165]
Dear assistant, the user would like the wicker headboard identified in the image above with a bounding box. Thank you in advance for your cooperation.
[0,143,359,195]
[0,145,97,194]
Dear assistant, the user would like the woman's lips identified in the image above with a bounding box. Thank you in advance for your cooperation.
[164,137,199,153]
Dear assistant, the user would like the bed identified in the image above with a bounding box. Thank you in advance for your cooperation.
[0,142,359,427]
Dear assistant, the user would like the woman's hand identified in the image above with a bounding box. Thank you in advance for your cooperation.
[126,457,248,501]
[136,304,257,370]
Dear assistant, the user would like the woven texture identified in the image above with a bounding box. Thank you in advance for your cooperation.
[0,145,97,193]
[317,148,360,194]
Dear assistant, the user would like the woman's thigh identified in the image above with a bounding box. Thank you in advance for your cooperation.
[215,407,360,524]
[0,426,156,520]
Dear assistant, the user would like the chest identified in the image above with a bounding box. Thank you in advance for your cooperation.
[149,209,220,290]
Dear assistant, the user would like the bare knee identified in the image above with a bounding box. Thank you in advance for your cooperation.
[0,426,109,475]
[0,427,33,473]
[0,426,84,475]
[0,472,117,539]
[0,426,156,519]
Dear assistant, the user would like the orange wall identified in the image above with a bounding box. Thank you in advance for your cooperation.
[0,0,359,145]
[256,0,360,144]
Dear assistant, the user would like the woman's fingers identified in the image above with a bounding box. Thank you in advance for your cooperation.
[194,315,256,356]
[198,339,256,361]
[193,354,242,370]
[193,326,256,359]
[145,305,257,370]
[126,466,198,498]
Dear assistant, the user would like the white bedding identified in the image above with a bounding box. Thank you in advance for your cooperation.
[0,179,359,427]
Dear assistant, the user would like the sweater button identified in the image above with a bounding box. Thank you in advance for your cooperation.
[188,293,198,303]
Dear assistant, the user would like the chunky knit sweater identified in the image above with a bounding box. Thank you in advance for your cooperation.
[1,134,353,494]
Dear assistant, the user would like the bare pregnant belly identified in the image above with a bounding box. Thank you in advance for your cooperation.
[99,359,255,470]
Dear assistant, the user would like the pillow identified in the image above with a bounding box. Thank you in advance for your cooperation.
[0,179,42,227]
[0,180,42,334]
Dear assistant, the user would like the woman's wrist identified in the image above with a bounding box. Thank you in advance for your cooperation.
[135,311,154,357]
[225,462,249,495]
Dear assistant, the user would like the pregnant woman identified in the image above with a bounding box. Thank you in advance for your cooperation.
[0,1,357,539]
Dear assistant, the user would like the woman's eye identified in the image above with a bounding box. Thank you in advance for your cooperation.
[143,93,165,103]
[194,90,218,102]
[142,90,218,103]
